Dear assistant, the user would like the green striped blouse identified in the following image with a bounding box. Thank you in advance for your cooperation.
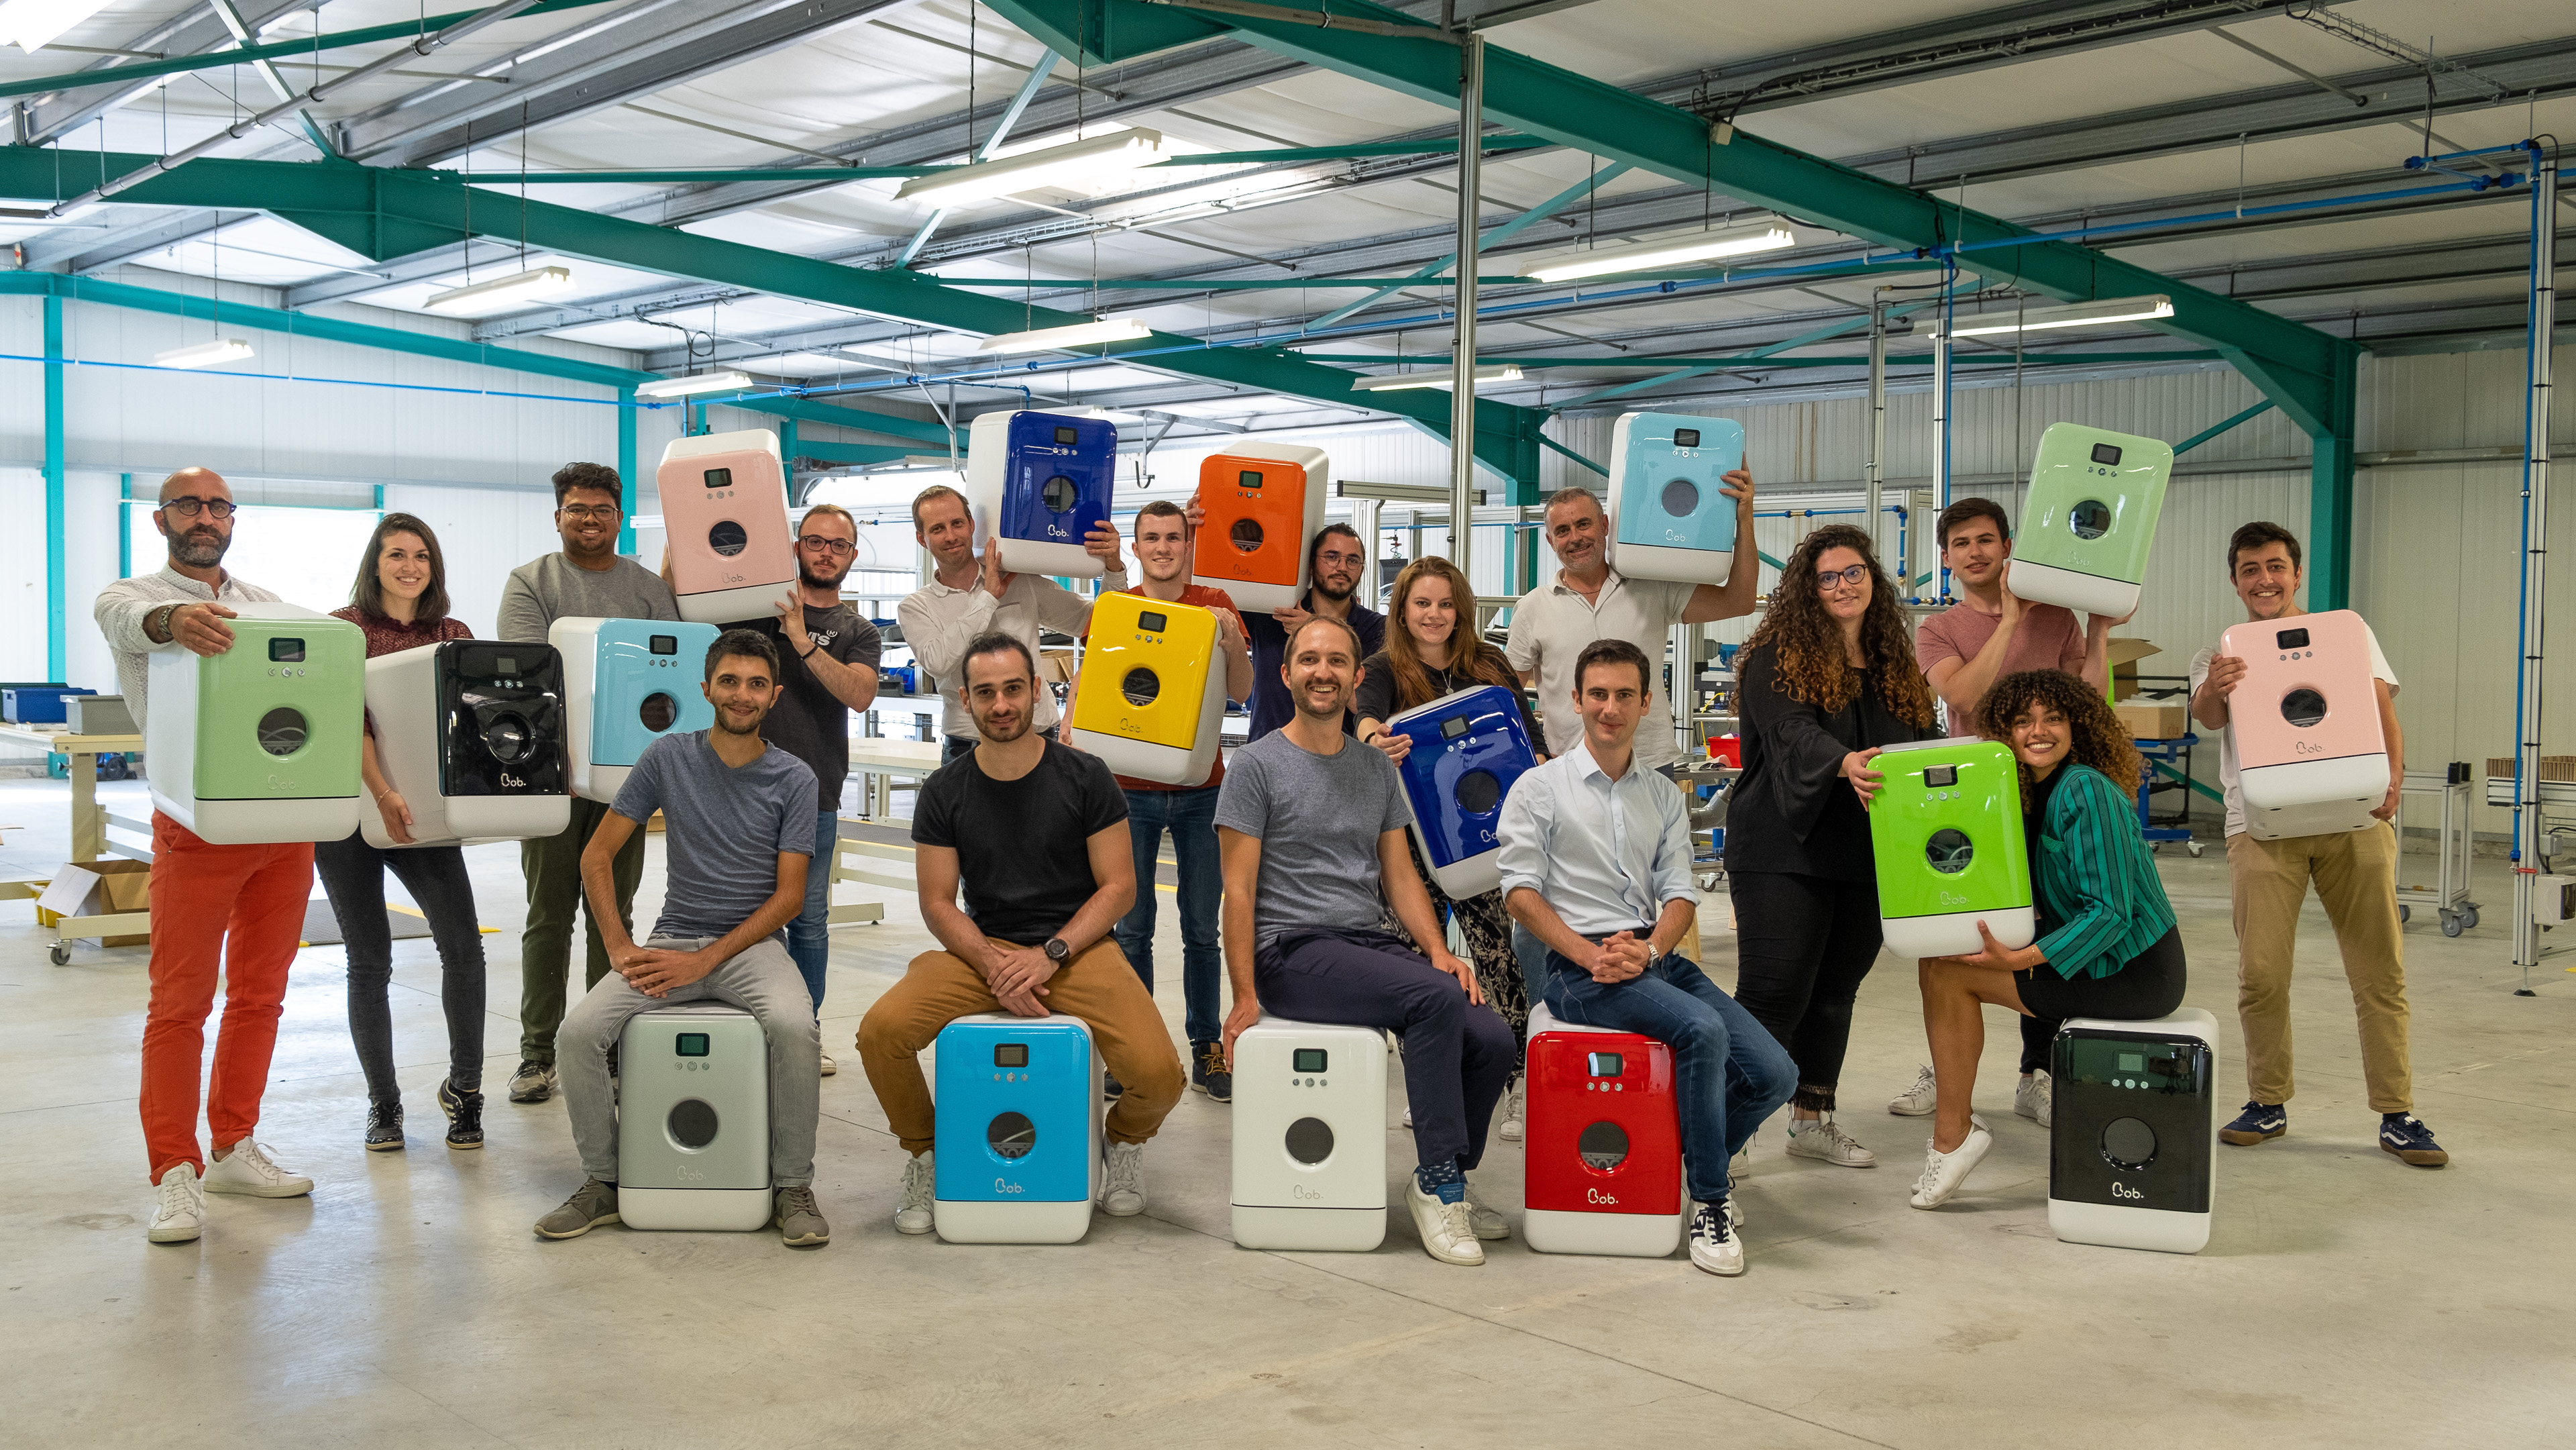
[2032,763,2179,980]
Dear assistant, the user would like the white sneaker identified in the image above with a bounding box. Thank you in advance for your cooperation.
[1888,1064,1937,1117]
[203,1139,313,1198]
[1100,1141,1147,1216]
[1497,1076,1525,1144]
[1723,1192,1746,1231]
[2016,1070,2053,1128]
[1405,1179,1484,1266]
[148,1163,204,1243]
[1909,1119,1995,1209]
[818,1051,837,1077]
[1729,1146,1752,1183]
[1400,1104,1413,1129]
[1463,1186,1510,1241]
[894,1151,935,1235]
[1784,1115,1876,1168]
[1687,1202,1743,1276]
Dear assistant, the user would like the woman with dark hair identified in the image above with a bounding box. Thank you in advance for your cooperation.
[1723,523,1943,1170]
[317,513,492,1153]
[1356,556,1546,1139]
[1907,668,2186,1208]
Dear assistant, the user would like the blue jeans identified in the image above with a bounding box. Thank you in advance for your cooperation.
[785,809,837,1018]
[1113,784,1224,1045]
[1543,945,1797,1204]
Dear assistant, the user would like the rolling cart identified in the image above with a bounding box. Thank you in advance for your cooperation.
[2133,734,2204,858]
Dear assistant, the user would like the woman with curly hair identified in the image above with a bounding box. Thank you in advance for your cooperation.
[1907,668,2188,1209]
[1723,523,1943,1170]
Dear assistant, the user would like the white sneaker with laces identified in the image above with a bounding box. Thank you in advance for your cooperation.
[1497,1076,1525,1144]
[2015,1070,2053,1128]
[1400,1104,1413,1129]
[1909,1118,1995,1209]
[1784,1115,1876,1168]
[148,1163,204,1243]
[1888,1064,1938,1117]
[894,1151,935,1235]
[1687,1202,1744,1276]
[1099,1141,1147,1216]
[203,1140,313,1198]
[818,1051,837,1078]
[1406,1179,1484,1265]
[1723,1192,1745,1231]
[1462,1187,1510,1241]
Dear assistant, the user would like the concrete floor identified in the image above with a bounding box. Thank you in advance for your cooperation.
[2,774,2568,1449]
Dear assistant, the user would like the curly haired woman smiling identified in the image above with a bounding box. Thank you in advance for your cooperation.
[1721,523,1942,1172]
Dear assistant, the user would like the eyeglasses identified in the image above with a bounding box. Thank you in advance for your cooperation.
[1814,563,1870,590]
[799,535,857,556]
[559,503,623,521]
[162,497,236,519]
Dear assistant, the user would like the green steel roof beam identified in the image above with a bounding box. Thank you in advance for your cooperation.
[1305,160,1630,331]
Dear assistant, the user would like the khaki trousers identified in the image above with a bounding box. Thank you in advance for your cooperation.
[2226,823,2412,1112]
[857,939,1184,1155]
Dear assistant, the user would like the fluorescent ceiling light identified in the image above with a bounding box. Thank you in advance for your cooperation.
[1519,222,1796,282]
[1931,294,2174,338]
[425,265,574,316]
[636,370,753,399]
[897,128,1168,207]
[154,338,256,370]
[0,0,115,52]
[1055,405,1147,425]
[979,318,1152,354]
[1350,365,1523,393]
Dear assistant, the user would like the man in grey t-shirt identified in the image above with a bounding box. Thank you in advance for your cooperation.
[1214,617,1515,1268]
[537,628,828,1248]
[494,461,684,1106]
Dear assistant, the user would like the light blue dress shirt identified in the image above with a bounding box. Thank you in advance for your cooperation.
[1497,741,1697,939]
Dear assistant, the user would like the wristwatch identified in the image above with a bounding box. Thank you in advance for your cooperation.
[149,601,181,641]
[1042,936,1071,964]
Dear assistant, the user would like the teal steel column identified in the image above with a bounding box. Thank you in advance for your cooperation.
[617,389,639,554]
[118,473,133,579]
[2306,350,2359,610]
[44,293,65,680]
[778,418,800,505]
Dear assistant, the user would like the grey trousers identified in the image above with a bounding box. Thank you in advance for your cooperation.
[559,935,821,1187]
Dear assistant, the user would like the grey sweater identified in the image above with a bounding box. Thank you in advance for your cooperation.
[494,554,680,643]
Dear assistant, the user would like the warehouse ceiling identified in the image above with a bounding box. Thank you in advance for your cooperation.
[2,0,2570,448]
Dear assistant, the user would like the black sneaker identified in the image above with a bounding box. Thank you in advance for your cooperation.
[506,1059,557,1104]
[437,1077,485,1151]
[363,1099,404,1152]
[2379,1113,2449,1167]
[1192,1040,1232,1103]
[1102,1069,1124,1101]
[2219,1100,2286,1146]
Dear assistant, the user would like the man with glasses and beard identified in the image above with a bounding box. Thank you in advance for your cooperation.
[1242,523,1383,741]
[96,468,317,1244]
[719,503,882,1076]
[492,463,682,1107]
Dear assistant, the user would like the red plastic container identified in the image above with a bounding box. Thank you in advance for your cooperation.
[1706,734,1741,767]
[1521,1002,1685,1257]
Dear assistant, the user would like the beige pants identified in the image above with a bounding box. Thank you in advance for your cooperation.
[2225,823,2412,1113]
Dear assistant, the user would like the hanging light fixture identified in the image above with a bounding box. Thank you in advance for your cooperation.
[896,129,1169,207]
[154,338,256,370]
[1519,221,1796,283]
[425,265,575,316]
[0,0,117,52]
[979,317,1152,354]
[1929,295,2174,338]
[1350,365,1523,393]
[636,370,753,399]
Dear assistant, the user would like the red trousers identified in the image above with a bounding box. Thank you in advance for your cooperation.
[140,812,315,1182]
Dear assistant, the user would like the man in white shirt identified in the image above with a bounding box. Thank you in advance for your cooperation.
[2188,520,2445,1168]
[897,484,1126,764]
[93,468,317,1245]
[1499,637,1794,1276]
[1505,480,1762,774]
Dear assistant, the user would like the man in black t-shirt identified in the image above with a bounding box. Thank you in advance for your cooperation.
[855,632,1184,1235]
[723,503,881,1074]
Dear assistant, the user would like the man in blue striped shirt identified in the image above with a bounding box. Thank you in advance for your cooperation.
[1499,638,1796,1277]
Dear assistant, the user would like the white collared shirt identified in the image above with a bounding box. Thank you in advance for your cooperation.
[91,566,282,732]
[898,567,1119,739]
[1505,568,1695,768]
[1497,737,1697,938]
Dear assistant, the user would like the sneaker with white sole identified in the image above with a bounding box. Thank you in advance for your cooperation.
[534,1178,621,1239]
[773,1186,830,1247]
[1463,1187,1510,1241]
[1908,1118,1994,1208]
[1888,1064,1937,1117]
[1400,1104,1413,1129]
[1100,1141,1148,1216]
[1687,1201,1744,1276]
[506,1059,557,1104]
[1405,1179,1484,1266]
[148,1163,204,1244]
[2015,1070,2053,1128]
[1497,1075,1525,1144]
[1723,1192,1745,1231]
[203,1139,313,1198]
[1729,1146,1751,1183]
[1784,1115,1876,1168]
[818,1051,837,1078]
[894,1151,935,1235]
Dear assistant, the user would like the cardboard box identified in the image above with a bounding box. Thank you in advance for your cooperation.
[2116,700,2190,741]
[2106,637,2161,701]
[1038,648,1078,685]
[35,859,151,946]
[2487,756,2576,783]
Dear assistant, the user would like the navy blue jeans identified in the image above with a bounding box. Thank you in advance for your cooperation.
[1114,784,1224,1045]
[785,809,837,1018]
[1256,929,1514,1173]
[1543,943,1797,1204]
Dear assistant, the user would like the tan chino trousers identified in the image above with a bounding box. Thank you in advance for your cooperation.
[2225,821,2412,1113]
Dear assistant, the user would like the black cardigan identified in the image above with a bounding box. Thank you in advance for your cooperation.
[1721,640,1943,881]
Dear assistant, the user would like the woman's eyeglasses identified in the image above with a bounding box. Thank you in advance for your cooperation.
[162,497,237,519]
[1814,563,1869,590]
[798,535,857,556]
